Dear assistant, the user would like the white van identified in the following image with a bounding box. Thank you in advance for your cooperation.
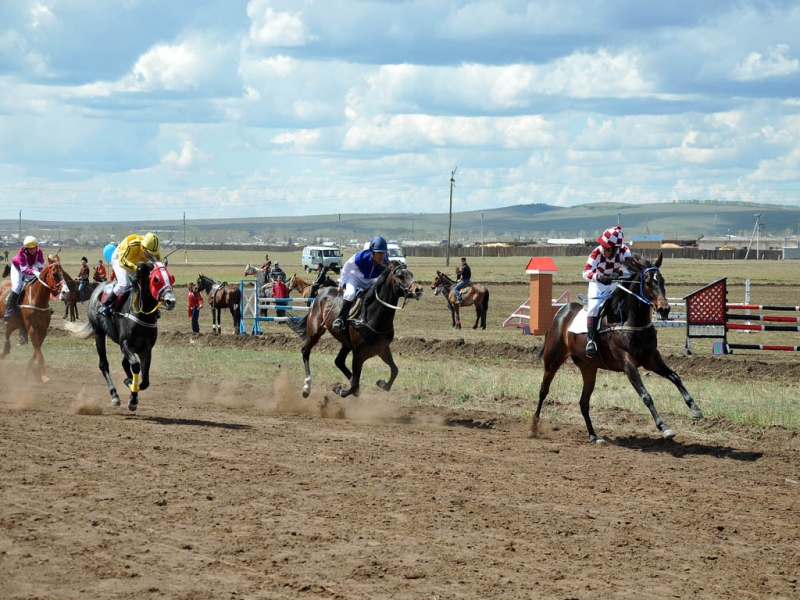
[301,246,344,273]
[361,241,407,266]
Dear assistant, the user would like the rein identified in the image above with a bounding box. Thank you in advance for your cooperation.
[615,267,659,307]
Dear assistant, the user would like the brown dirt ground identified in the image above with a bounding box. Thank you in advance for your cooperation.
[1,328,799,599]
[2,274,800,599]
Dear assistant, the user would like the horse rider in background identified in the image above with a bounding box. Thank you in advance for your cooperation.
[454,257,471,304]
[582,225,632,355]
[93,259,107,282]
[4,236,44,322]
[76,256,90,303]
[100,232,162,315]
[332,236,389,333]
[309,260,334,299]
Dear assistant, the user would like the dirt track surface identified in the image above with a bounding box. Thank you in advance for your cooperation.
[2,332,799,599]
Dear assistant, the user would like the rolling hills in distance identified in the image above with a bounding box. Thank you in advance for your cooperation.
[2,200,799,245]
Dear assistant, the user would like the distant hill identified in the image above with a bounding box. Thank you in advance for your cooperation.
[1,201,797,245]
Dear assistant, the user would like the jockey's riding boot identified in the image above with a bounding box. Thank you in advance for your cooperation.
[585,316,598,355]
[3,291,19,321]
[99,292,117,315]
[332,298,354,333]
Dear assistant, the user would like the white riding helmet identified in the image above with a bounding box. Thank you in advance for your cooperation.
[23,235,38,248]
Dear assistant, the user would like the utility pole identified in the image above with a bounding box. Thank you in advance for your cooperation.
[446,167,456,267]
[745,214,761,260]
[481,212,484,258]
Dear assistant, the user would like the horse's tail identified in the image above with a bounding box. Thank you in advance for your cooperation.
[287,315,308,341]
[64,320,94,339]
[482,288,489,312]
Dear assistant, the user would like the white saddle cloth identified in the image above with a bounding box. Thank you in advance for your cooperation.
[567,308,589,335]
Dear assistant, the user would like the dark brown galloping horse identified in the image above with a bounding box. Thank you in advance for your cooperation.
[196,274,241,334]
[0,259,66,382]
[289,264,423,398]
[431,270,489,330]
[532,253,704,443]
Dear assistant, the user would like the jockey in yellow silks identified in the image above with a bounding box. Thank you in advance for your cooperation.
[100,232,162,314]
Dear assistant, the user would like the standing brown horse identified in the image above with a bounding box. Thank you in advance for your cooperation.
[431,270,489,330]
[57,267,98,322]
[288,264,422,398]
[0,259,66,382]
[532,253,704,443]
[196,274,241,334]
[287,273,338,298]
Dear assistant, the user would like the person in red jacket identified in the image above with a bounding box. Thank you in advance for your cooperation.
[272,274,289,318]
[187,282,204,333]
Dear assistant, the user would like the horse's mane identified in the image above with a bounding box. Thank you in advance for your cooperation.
[362,265,393,306]
[600,254,652,324]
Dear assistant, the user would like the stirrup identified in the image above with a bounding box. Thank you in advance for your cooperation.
[585,340,598,355]
[331,317,344,332]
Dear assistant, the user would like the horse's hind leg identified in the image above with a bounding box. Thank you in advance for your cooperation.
[648,353,704,420]
[375,346,398,392]
[532,334,571,438]
[95,333,120,406]
[300,329,326,398]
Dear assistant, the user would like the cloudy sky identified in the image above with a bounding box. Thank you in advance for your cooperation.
[2,0,799,222]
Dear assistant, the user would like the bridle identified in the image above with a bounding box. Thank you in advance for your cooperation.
[374,265,414,311]
[615,266,660,307]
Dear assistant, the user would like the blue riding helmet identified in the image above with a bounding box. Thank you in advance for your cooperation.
[369,236,388,253]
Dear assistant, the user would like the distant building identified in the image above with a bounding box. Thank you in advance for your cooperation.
[629,234,663,250]
[545,238,585,246]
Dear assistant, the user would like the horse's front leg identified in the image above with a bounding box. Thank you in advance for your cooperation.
[120,340,141,411]
[333,346,356,397]
[453,306,461,329]
[623,359,675,439]
[648,353,704,420]
[139,347,152,391]
[472,306,481,330]
[576,362,603,443]
[25,325,50,383]
[95,332,120,406]
[376,346,398,392]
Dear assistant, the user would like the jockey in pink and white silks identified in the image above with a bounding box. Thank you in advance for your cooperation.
[4,236,45,321]
[582,225,632,355]
[332,236,389,332]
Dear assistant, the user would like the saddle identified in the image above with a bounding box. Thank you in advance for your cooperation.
[98,288,129,313]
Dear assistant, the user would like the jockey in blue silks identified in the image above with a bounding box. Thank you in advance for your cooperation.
[332,236,389,333]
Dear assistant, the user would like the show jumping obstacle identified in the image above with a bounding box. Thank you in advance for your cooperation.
[239,279,312,334]
[683,278,800,354]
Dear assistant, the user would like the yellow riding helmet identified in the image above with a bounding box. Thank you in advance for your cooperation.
[23,235,38,248]
[142,232,160,254]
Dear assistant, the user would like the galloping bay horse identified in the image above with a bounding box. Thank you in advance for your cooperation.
[1,259,66,382]
[196,274,241,334]
[66,261,177,411]
[431,270,489,330]
[532,253,704,443]
[289,264,423,398]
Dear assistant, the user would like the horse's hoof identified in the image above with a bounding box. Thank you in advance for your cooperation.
[128,400,138,412]
[691,409,705,420]
[376,379,390,391]
[41,376,50,383]
[302,387,310,399]
[589,435,605,444]
[111,397,120,407]
[662,428,676,440]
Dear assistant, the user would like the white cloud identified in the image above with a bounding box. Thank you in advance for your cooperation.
[247,1,313,47]
[732,44,800,81]
[161,141,203,170]
[343,115,553,150]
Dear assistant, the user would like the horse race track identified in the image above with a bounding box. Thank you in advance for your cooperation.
[1,325,799,599]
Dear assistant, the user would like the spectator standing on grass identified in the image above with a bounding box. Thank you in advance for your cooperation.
[272,274,289,318]
[582,225,632,356]
[187,282,204,333]
[269,261,286,282]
